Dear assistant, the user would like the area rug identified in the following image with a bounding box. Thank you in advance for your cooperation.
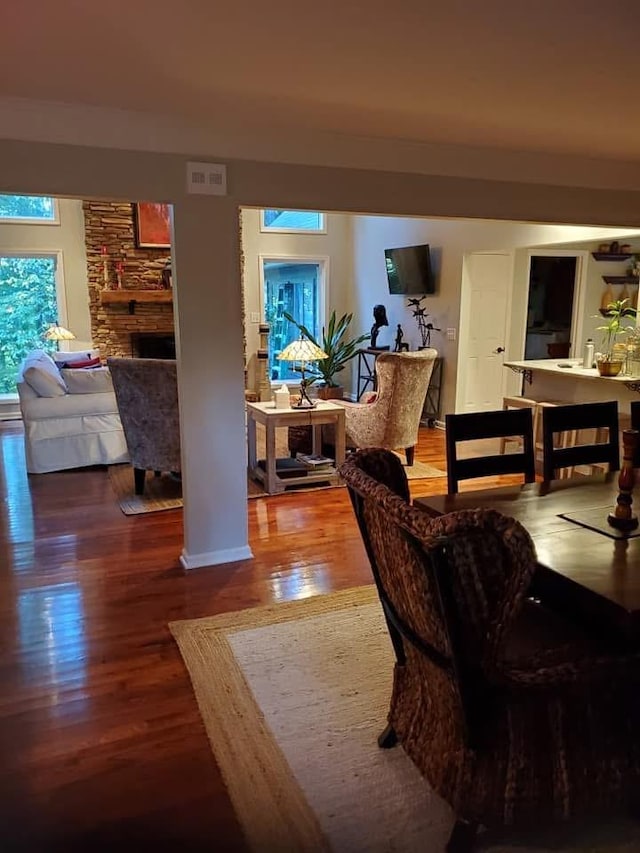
[170,588,636,852]
[246,455,445,499]
[108,464,183,515]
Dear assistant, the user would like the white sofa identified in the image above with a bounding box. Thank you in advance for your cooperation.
[17,350,129,474]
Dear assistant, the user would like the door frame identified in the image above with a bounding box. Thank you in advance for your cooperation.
[520,249,588,360]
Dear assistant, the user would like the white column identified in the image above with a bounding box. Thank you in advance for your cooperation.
[172,197,252,568]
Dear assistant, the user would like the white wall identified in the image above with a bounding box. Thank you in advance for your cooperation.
[352,217,640,415]
[4,137,640,567]
[241,209,354,393]
[0,198,91,349]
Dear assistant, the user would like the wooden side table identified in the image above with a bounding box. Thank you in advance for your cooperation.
[246,401,346,494]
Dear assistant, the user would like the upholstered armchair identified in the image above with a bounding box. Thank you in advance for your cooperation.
[107,357,181,495]
[341,448,640,852]
[339,349,437,464]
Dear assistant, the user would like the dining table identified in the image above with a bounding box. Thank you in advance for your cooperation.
[414,473,640,650]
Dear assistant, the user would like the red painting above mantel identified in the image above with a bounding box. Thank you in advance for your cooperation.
[134,202,171,249]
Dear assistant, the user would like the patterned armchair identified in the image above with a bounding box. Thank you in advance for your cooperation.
[107,357,181,495]
[340,448,640,852]
[289,349,437,464]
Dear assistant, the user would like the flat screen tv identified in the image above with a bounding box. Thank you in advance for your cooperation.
[384,243,435,295]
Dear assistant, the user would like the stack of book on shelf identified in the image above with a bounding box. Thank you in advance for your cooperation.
[295,453,334,471]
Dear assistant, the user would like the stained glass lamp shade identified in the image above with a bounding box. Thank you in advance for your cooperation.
[277,338,328,408]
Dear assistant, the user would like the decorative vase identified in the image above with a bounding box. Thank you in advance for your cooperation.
[600,283,615,312]
[596,358,624,377]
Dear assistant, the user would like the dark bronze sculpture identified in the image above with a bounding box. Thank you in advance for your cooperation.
[370,304,389,350]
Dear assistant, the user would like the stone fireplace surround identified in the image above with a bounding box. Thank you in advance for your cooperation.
[83,200,174,359]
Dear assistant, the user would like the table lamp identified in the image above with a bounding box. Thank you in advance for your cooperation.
[277,337,328,408]
[44,324,76,350]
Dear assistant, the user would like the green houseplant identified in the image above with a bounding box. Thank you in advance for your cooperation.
[595,298,635,376]
[283,309,369,398]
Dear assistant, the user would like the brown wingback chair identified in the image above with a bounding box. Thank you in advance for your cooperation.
[340,447,640,852]
[107,357,181,495]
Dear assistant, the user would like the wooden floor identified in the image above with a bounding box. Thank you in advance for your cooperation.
[0,422,516,851]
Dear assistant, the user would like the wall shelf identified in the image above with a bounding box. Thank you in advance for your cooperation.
[592,253,633,261]
[602,275,639,285]
[100,289,173,314]
[599,308,637,317]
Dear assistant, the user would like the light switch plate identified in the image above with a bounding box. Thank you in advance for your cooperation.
[186,161,227,196]
[446,328,456,341]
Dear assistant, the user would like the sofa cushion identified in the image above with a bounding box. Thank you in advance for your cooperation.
[19,390,120,421]
[22,351,67,398]
[60,367,113,395]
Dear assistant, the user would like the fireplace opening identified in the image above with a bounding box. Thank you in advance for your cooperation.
[131,333,176,359]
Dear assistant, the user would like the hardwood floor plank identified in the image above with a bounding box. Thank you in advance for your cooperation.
[0,420,512,850]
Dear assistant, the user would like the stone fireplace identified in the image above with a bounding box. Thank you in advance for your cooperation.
[83,200,174,358]
[131,332,176,359]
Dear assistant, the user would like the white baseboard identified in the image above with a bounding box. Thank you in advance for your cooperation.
[180,544,253,569]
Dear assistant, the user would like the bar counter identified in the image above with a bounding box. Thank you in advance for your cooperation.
[504,358,640,414]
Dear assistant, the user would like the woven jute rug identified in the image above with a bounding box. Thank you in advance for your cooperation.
[108,464,183,515]
[170,587,639,853]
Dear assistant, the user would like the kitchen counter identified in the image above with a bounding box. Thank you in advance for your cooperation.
[503,358,640,414]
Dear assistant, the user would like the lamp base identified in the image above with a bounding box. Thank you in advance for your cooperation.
[294,381,317,409]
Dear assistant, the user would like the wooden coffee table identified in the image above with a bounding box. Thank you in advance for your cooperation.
[246,400,346,494]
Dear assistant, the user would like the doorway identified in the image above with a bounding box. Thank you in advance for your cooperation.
[457,252,513,413]
[525,255,578,359]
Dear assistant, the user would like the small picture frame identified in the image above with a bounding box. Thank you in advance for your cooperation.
[134,202,171,248]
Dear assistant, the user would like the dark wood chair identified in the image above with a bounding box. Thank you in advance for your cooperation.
[541,400,620,482]
[340,447,640,852]
[445,408,535,494]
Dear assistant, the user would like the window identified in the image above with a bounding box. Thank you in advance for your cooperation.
[260,210,326,234]
[261,257,327,381]
[0,254,59,393]
[0,195,58,224]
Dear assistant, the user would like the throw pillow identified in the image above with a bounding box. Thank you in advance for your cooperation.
[60,367,113,394]
[52,349,100,366]
[58,357,101,370]
[22,351,68,398]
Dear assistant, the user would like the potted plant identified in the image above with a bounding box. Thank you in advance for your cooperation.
[283,309,369,398]
[595,298,635,376]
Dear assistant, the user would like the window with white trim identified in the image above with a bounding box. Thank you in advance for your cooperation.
[260,210,325,234]
[0,195,58,224]
[261,257,327,381]
[0,254,60,393]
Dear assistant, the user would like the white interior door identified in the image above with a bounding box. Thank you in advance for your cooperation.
[458,252,512,413]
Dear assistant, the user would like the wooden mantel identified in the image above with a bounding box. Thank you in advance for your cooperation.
[100,289,173,314]
[100,289,172,304]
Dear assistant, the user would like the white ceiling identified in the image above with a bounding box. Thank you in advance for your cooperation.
[3,0,640,164]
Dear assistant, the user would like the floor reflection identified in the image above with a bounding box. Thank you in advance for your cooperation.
[269,564,331,601]
[18,582,87,691]
[1,430,34,557]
